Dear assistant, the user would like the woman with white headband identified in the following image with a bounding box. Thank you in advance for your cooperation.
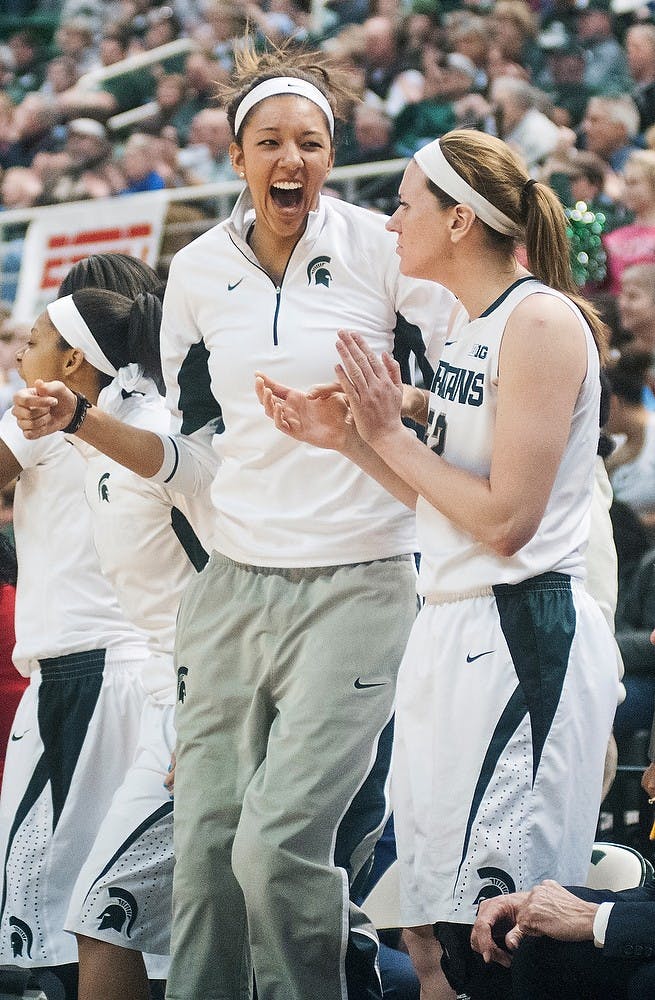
[11,283,214,1000]
[0,258,165,1000]
[12,42,454,1000]
[256,128,621,997]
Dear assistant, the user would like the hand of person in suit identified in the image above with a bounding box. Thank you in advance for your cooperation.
[472,881,600,967]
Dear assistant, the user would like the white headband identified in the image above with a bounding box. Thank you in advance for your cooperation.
[47,295,118,378]
[234,77,335,138]
[414,139,521,237]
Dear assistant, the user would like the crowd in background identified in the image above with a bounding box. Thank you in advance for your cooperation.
[0,5,652,1000]
[1,0,655,848]
[1,0,655,213]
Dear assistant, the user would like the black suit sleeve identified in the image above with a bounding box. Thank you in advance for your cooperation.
[604,884,655,960]
[569,883,655,959]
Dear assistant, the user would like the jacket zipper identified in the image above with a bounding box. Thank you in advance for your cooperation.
[228,232,296,347]
[272,285,282,346]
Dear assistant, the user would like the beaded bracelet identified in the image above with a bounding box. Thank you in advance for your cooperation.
[63,391,92,434]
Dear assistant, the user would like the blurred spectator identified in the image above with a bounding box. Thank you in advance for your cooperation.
[30,146,74,193]
[114,0,173,43]
[538,0,583,51]
[566,149,610,204]
[339,104,401,210]
[322,0,369,34]
[5,29,47,105]
[610,494,655,740]
[393,48,488,157]
[489,0,546,81]
[400,11,443,71]
[350,103,394,161]
[574,0,632,95]
[0,95,17,165]
[119,131,166,192]
[139,71,193,142]
[0,533,24,789]
[245,0,308,45]
[580,94,641,173]
[0,312,25,417]
[490,74,562,170]
[121,0,203,36]
[542,40,594,129]
[58,0,106,36]
[604,149,655,293]
[0,45,12,91]
[617,261,655,354]
[0,94,63,171]
[193,0,248,73]
[446,14,490,91]
[152,129,194,186]
[485,41,532,84]
[363,16,407,102]
[605,350,655,528]
[383,64,425,120]
[626,21,655,132]
[177,107,234,183]
[337,101,394,169]
[40,55,81,98]
[541,148,630,232]
[40,117,124,204]
[143,4,184,52]
[98,25,131,68]
[378,12,443,115]
[326,25,386,110]
[0,165,43,208]
[170,50,228,140]
[0,168,39,302]
[53,17,101,76]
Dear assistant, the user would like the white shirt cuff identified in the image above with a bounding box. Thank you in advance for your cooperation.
[148,433,178,483]
[593,902,614,947]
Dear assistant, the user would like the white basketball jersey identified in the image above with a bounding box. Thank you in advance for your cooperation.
[417,278,601,599]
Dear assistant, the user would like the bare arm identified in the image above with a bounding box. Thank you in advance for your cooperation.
[336,295,588,557]
[13,380,164,478]
[54,86,118,122]
[0,440,22,492]
[340,430,418,510]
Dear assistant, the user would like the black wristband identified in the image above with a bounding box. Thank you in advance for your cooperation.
[63,391,92,434]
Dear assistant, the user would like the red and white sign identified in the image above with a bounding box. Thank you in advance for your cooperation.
[12,195,166,322]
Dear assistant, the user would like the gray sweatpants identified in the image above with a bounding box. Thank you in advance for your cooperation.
[166,552,417,1000]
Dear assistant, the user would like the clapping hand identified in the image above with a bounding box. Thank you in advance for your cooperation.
[334,330,403,450]
[255,372,353,452]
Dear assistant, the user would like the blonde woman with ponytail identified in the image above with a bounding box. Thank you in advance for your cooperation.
[257,128,621,996]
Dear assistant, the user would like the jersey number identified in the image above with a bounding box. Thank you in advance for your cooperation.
[430,412,448,456]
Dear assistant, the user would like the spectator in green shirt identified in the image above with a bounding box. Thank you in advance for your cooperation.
[393,47,488,157]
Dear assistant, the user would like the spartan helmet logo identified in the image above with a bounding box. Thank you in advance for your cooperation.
[9,916,33,958]
[306,255,332,288]
[472,867,516,906]
[177,666,188,704]
[97,887,138,938]
[98,472,110,502]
